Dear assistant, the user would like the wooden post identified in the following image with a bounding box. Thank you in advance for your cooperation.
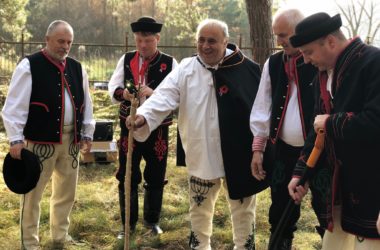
[124,97,138,250]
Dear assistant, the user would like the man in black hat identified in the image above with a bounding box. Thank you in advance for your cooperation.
[108,16,177,237]
[2,20,95,249]
[249,8,319,249]
[288,12,380,249]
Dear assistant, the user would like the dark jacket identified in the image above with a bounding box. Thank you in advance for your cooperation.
[215,43,268,199]
[294,38,380,238]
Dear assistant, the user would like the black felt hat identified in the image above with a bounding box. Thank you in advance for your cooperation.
[130,16,162,33]
[290,12,342,47]
[3,149,41,194]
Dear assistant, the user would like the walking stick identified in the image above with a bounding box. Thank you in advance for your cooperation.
[268,129,325,250]
[124,94,139,250]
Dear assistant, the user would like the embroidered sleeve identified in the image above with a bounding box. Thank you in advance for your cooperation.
[325,112,357,141]
[252,136,267,152]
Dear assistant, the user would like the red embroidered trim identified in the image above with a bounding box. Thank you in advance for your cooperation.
[31,102,50,112]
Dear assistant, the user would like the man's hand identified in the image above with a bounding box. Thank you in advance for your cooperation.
[313,114,329,133]
[288,177,309,204]
[138,86,153,98]
[123,88,135,101]
[251,151,266,181]
[80,140,92,154]
[10,142,24,160]
[126,114,146,130]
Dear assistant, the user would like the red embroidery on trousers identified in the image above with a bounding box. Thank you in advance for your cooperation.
[120,136,135,154]
[154,128,167,161]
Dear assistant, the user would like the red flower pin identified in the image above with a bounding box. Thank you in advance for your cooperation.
[219,85,229,96]
[160,63,167,72]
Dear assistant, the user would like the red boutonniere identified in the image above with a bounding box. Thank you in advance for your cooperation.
[218,85,229,96]
[160,63,167,72]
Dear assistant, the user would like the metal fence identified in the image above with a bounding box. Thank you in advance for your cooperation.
[0,38,131,85]
[0,35,260,86]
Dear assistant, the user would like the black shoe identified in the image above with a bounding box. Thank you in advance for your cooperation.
[144,222,163,235]
[117,231,125,240]
[278,238,292,250]
[117,224,136,240]
[151,224,163,235]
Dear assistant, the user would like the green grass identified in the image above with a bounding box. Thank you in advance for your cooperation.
[0,144,321,250]
[0,90,321,249]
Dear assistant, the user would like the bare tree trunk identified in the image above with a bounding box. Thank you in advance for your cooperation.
[245,0,274,67]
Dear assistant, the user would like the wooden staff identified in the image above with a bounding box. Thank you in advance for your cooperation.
[124,96,139,250]
[268,129,325,250]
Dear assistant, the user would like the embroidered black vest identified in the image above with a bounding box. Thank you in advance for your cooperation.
[268,51,317,143]
[24,51,84,143]
[119,50,173,125]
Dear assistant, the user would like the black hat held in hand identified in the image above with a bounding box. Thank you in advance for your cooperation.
[130,16,163,33]
[290,12,342,47]
[3,148,41,194]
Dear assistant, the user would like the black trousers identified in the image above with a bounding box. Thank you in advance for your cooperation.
[116,119,169,226]
[265,139,303,239]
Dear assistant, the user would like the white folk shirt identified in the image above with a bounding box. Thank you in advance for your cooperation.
[108,53,178,104]
[2,58,95,142]
[134,50,233,180]
[326,69,334,98]
[250,59,304,149]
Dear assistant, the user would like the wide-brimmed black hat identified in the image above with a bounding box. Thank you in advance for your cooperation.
[130,16,162,33]
[290,12,342,47]
[3,149,41,194]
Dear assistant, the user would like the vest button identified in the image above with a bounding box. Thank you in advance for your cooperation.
[283,95,286,98]
[277,117,280,120]
[57,118,60,121]
[280,106,283,109]
[274,128,278,131]
[56,131,59,134]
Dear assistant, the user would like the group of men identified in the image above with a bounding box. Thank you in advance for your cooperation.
[2,6,380,250]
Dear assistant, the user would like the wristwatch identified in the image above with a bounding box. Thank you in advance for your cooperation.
[82,136,92,142]
[10,140,24,146]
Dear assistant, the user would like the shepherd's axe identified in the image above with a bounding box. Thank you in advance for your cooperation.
[268,129,325,250]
